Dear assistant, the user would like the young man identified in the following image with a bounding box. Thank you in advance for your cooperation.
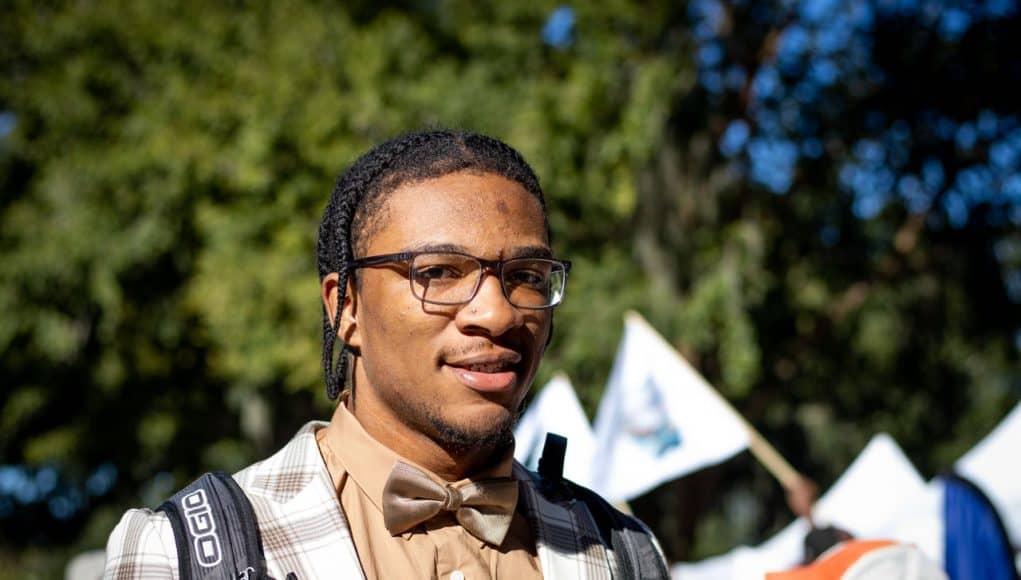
[104,131,668,579]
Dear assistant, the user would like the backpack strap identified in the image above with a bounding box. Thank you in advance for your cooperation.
[538,432,567,482]
[538,433,671,580]
[158,471,269,580]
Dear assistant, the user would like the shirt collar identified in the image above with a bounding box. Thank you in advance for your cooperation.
[319,398,517,517]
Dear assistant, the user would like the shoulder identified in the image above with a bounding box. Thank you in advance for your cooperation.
[515,462,670,578]
[233,420,328,502]
[103,508,179,579]
[514,461,649,533]
[103,421,328,579]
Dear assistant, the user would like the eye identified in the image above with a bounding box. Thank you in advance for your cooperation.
[505,267,549,289]
[413,264,464,282]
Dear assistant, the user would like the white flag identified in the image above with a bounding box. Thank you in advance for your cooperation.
[514,374,597,486]
[591,312,750,502]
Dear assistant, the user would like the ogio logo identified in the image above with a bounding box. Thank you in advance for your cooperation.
[182,489,223,567]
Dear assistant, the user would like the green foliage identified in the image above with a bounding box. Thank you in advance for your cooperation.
[1,0,1018,573]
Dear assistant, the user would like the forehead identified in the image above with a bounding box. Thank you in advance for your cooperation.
[363,172,549,256]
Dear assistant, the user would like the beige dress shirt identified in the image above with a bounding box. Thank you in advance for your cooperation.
[317,403,542,580]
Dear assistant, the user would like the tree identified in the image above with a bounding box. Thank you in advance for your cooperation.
[628,0,1021,557]
[0,0,681,559]
[1,0,1018,570]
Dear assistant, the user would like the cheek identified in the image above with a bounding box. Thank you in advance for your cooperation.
[526,316,553,361]
[363,293,436,357]
[536,312,554,340]
[358,281,405,347]
[365,303,406,345]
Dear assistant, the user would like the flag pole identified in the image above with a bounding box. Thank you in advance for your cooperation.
[625,311,803,490]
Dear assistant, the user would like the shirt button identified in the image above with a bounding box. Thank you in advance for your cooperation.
[450,572,465,580]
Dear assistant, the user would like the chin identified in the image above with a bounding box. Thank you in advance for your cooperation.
[428,407,518,457]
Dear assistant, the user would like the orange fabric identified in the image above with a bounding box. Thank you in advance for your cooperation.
[766,540,899,580]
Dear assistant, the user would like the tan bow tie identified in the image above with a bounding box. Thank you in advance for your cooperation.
[381,460,519,546]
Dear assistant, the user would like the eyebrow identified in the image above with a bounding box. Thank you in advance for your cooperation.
[406,242,554,259]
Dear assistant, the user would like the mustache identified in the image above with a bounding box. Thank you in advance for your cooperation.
[440,340,524,359]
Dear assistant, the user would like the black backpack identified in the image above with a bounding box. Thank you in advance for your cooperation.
[158,471,295,580]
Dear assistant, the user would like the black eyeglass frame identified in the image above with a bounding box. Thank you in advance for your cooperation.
[345,251,572,310]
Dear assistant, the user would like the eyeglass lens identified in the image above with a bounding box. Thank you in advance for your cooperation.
[409,253,566,307]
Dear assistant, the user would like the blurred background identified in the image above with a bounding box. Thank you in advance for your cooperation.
[1,0,1019,577]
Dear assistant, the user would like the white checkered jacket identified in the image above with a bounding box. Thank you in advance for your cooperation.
[103,422,667,579]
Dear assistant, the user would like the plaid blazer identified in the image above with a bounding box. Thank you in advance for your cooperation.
[104,422,666,579]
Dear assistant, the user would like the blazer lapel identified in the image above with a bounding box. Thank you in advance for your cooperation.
[235,421,366,580]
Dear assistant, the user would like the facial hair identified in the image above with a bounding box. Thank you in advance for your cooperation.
[373,376,521,460]
[427,407,518,458]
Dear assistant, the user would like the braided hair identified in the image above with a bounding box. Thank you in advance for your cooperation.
[316,130,550,400]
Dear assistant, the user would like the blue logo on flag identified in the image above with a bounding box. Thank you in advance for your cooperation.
[625,376,682,457]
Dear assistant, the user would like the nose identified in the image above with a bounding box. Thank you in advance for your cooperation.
[455,270,523,337]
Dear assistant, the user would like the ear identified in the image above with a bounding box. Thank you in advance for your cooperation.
[321,272,342,328]
[322,273,362,351]
[340,277,361,350]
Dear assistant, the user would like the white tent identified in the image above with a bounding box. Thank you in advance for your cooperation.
[672,433,939,579]
[955,401,1021,544]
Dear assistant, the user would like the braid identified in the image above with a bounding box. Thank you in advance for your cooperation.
[316,130,549,400]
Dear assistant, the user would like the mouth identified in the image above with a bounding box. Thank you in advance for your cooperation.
[443,351,523,393]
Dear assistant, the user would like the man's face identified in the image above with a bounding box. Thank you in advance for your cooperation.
[342,171,553,455]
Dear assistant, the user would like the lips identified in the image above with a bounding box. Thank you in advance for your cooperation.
[461,361,512,373]
[444,351,522,392]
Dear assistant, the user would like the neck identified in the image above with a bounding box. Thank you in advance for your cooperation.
[334,391,506,482]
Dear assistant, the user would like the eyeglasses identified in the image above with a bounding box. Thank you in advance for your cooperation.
[346,251,572,309]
